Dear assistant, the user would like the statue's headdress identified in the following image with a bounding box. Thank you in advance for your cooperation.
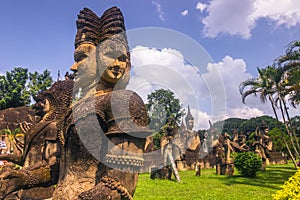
[185,106,194,130]
[75,8,101,48]
[185,106,194,122]
[99,6,128,48]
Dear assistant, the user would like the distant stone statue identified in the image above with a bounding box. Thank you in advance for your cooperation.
[161,117,181,182]
[52,7,150,200]
[181,106,201,168]
[215,133,234,175]
[0,80,74,199]
[253,121,272,170]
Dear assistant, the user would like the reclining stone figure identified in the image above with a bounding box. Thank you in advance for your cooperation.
[0,80,74,199]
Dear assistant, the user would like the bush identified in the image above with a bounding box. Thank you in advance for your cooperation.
[234,152,262,177]
[272,170,300,200]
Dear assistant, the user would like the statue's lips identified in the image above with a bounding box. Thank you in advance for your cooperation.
[107,66,124,78]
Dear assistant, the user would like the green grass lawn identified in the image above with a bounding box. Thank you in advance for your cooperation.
[134,162,296,200]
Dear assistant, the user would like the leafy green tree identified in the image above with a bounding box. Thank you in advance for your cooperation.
[269,127,290,154]
[0,67,29,109]
[234,152,262,177]
[275,40,300,107]
[146,89,184,132]
[0,67,53,110]
[28,70,53,101]
[290,116,300,136]
[213,118,247,134]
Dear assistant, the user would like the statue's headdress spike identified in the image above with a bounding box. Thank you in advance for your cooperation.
[99,6,128,49]
[75,7,101,48]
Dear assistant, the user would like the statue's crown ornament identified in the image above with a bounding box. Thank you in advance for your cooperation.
[75,8,101,48]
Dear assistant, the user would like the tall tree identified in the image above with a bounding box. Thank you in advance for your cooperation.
[146,89,184,132]
[0,67,29,109]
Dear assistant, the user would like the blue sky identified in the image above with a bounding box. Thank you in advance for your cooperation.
[1,0,300,129]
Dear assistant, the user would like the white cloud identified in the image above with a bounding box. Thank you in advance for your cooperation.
[129,45,204,106]
[202,0,300,38]
[191,108,211,130]
[202,0,256,39]
[252,0,300,28]
[196,2,208,13]
[152,1,165,22]
[181,10,189,16]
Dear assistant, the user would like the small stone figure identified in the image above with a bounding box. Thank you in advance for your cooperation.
[195,161,201,176]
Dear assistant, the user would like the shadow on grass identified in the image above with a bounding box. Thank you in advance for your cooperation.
[211,164,296,190]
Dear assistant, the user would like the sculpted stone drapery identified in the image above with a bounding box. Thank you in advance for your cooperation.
[52,7,150,200]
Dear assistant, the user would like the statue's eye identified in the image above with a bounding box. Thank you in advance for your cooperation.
[74,53,87,63]
[118,54,127,62]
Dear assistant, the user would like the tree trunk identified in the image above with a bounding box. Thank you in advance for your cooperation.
[279,100,300,160]
[270,97,298,168]
[282,97,300,151]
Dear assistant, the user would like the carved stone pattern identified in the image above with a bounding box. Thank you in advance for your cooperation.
[100,176,133,200]
[105,154,144,167]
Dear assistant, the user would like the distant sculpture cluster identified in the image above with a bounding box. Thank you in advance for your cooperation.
[0,6,150,200]
[152,106,274,177]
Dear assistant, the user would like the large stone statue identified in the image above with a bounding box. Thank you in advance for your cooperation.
[0,80,74,199]
[52,7,149,200]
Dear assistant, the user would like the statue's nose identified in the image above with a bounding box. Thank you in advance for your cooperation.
[70,62,78,72]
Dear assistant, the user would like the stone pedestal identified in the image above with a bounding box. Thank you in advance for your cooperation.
[176,161,186,171]
[150,167,171,179]
[216,163,234,175]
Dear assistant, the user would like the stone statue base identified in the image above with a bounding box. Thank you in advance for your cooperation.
[216,163,234,175]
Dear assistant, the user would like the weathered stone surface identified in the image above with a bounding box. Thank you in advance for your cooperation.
[0,106,39,131]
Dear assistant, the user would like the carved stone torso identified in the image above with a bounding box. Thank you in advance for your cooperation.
[22,121,58,168]
[53,89,149,200]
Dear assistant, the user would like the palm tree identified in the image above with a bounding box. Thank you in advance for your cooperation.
[274,41,300,155]
[239,66,278,119]
[0,128,24,155]
[275,40,300,107]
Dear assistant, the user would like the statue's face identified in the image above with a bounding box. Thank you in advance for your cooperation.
[188,119,194,130]
[97,39,128,84]
[70,43,97,89]
[264,128,269,134]
[34,98,51,117]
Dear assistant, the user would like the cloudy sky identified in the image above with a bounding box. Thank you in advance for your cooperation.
[1,0,300,129]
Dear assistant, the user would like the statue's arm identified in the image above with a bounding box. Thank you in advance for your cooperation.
[0,153,23,165]
[0,141,59,199]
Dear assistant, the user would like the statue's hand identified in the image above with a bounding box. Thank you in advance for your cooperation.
[0,168,29,199]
